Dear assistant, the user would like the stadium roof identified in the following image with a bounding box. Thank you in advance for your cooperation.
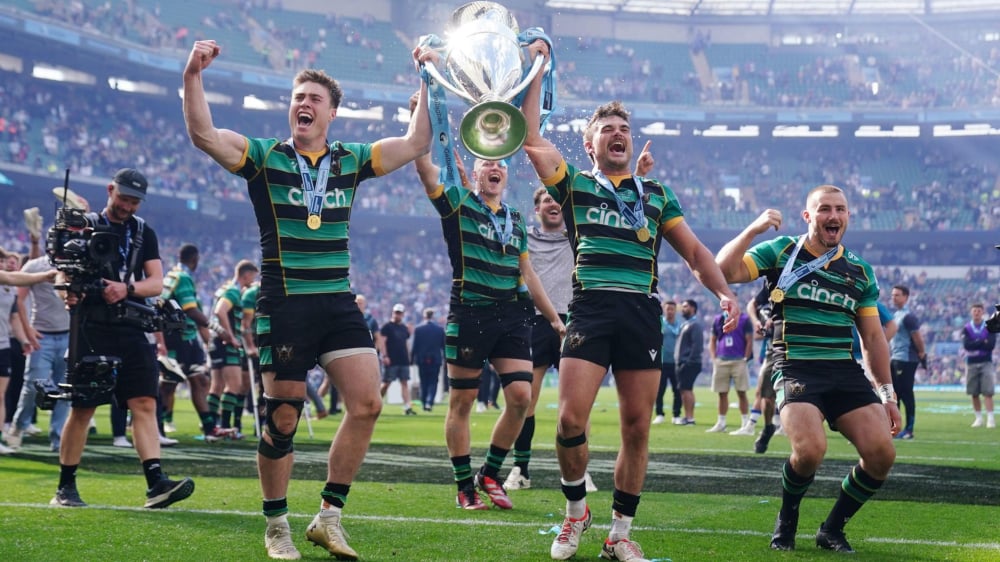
[544,0,1000,16]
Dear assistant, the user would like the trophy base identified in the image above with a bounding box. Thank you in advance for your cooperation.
[460,100,527,161]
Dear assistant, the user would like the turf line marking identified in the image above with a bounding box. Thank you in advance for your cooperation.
[4,502,997,551]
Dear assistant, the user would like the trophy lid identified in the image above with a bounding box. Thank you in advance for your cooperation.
[450,2,519,34]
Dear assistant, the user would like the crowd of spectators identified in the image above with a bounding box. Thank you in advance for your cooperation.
[15,0,1000,110]
[4,68,998,233]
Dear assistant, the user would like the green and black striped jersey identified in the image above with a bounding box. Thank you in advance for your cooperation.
[429,183,528,305]
[541,161,683,294]
[214,281,243,342]
[231,138,381,297]
[161,264,200,342]
[744,235,880,361]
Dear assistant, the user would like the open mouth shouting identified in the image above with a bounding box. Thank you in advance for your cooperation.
[296,112,314,129]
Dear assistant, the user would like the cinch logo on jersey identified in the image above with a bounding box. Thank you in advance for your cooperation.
[476,223,522,247]
[585,203,625,228]
[286,187,349,208]
[794,282,857,310]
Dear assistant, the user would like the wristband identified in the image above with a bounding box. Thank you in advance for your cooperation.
[877,383,897,404]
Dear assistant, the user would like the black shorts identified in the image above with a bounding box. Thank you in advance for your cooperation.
[210,338,243,369]
[256,293,374,381]
[531,313,567,369]
[676,361,702,391]
[76,327,158,408]
[165,332,207,374]
[446,300,532,369]
[561,291,662,370]
[773,358,880,424]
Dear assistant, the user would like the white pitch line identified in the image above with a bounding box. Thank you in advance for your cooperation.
[3,502,998,551]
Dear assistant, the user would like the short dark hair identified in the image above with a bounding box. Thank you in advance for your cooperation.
[583,101,630,163]
[294,69,343,109]
[892,285,910,297]
[179,243,199,263]
[683,299,698,312]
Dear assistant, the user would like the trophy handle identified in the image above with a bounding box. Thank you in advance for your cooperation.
[503,54,547,103]
[422,61,478,104]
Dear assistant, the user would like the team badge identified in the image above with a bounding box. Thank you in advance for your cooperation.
[276,344,294,364]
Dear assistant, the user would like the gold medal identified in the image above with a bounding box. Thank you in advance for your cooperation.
[306,215,321,230]
[636,226,651,243]
[770,288,785,303]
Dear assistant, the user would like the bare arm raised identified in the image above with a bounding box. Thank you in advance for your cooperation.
[519,40,562,180]
[183,40,247,171]
[716,209,783,283]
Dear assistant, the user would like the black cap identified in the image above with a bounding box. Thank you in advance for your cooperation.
[113,168,148,200]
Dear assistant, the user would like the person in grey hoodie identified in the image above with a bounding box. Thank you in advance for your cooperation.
[675,299,704,424]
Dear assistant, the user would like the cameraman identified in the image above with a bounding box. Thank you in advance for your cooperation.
[52,168,194,509]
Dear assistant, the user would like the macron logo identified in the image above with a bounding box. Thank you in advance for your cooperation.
[648,349,658,361]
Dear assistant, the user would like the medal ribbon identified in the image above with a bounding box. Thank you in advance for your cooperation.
[592,168,646,232]
[289,139,331,221]
[419,61,463,189]
[775,235,840,297]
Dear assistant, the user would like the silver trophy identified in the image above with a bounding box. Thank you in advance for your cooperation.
[423,1,547,160]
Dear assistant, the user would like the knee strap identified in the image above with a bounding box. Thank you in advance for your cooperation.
[499,371,532,388]
[448,376,481,390]
[257,396,304,459]
[557,432,587,448]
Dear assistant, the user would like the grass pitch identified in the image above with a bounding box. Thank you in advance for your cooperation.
[2,387,998,561]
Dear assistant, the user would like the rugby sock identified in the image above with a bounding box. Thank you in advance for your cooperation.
[482,444,509,479]
[609,489,640,541]
[263,497,288,517]
[779,459,814,521]
[198,411,217,434]
[451,455,474,490]
[561,476,588,518]
[233,394,246,430]
[749,408,762,425]
[823,464,884,531]
[513,415,535,479]
[321,482,351,509]
[741,414,750,426]
[221,392,239,429]
[142,458,164,488]
[58,464,78,489]
[207,393,222,417]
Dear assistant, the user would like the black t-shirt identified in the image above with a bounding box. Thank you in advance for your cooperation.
[82,214,160,315]
[380,321,410,364]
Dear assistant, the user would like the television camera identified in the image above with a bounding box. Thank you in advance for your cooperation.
[36,178,185,409]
